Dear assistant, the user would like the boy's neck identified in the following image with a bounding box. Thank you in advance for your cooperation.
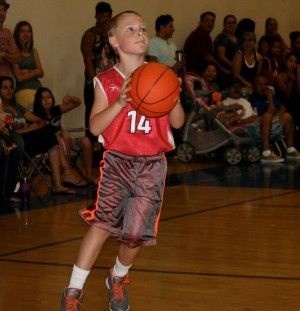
[117,56,145,75]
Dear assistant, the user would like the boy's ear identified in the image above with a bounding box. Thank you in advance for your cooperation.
[109,36,118,48]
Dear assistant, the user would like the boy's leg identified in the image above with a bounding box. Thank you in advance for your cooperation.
[106,245,140,311]
[60,225,111,311]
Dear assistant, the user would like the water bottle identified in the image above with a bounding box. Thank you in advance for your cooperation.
[20,177,31,203]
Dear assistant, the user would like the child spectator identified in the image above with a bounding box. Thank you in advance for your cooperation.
[0,76,76,195]
[33,87,95,186]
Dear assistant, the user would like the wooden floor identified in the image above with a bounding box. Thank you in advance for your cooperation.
[1,158,300,311]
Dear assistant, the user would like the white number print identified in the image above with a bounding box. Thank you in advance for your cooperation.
[128,111,152,134]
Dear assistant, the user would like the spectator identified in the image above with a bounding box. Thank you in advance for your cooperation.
[235,18,255,44]
[260,18,290,53]
[184,11,229,76]
[214,14,239,87]
[223,78,257,124]
[274,52,298,105]
[80,2,116,145]
[0,109,24,203]
[289,31,300,62]
[33,87,95,186]
[258,36,270,58]
[146,14,184,73]
[0,0,20,76]
[274,52,300,149]
[11,21,44,111]
[262,37,284,87]
[248,75,300,162]
[0,76,77,194]
[232,31,263,89]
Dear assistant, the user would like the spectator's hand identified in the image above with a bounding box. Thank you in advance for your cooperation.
[0,112,12,122]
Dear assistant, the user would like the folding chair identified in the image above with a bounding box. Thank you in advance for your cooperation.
[18,151,52,189]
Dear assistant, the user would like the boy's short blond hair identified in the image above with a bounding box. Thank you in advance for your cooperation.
[108,10,142,37]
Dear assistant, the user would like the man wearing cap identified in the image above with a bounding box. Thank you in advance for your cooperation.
[223,78,258,123]
[80,2,116,144]
[0,0,20,76]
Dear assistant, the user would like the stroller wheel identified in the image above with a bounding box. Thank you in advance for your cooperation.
[243,146,260,163]
[177,142,194,163]
[224,147,242,165]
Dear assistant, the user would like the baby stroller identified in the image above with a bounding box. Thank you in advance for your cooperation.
[177,72,260,165]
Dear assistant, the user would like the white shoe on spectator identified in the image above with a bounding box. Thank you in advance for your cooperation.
[286,149,300,161]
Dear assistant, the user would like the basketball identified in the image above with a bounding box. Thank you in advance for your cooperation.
[127,62,180,118]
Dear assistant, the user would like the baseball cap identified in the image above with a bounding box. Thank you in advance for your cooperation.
[226,77,242,87]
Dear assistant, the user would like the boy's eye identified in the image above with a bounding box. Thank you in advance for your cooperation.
[127,26,134,32]
[140,26,147,33]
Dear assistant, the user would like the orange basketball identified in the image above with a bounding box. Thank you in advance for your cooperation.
[127,62,180,118]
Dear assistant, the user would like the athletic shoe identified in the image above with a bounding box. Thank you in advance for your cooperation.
[106,268,130,311]
[260,152,284,163]
[286,150,300,161]
[60,288,84,311]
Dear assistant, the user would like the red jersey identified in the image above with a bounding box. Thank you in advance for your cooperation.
[94,66,175,156]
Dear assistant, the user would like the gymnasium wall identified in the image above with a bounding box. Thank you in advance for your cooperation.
[6,0,300,129]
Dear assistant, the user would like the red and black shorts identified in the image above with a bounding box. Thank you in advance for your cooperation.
[79,150,167,248]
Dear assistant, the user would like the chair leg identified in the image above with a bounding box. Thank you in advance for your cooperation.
[71,150,87,181]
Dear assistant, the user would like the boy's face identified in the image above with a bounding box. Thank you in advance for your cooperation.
[110,13,149,56]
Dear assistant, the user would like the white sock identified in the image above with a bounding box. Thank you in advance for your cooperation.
[262,150,271,157]
[68,264,90,290]
[113,256,132,278]
[287,147,296,153]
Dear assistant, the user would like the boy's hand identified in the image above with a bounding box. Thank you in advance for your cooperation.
[117,73,132,108]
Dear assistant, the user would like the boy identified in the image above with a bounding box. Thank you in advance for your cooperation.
[60,11,185,311]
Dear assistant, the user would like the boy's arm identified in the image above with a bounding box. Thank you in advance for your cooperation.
[168,100,185,129]
[89,75,132,136]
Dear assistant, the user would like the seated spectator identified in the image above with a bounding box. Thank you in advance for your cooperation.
[262,37,284,87]
[248,75,300,162]
[235,18,255,45]
[214,14,239,88]
[33,87,95,185]
[232,32,263,90]
[11,21,44,111]
[223,78,258,124]
[146,14,184,74]
[258,36,270,58]
[289,31,300,63]
[0,76,76,194]
[0,109,24,203]
[274,52,300,149]
[184,11,229,76]
[274,52,298,105]
[260,18,290,53]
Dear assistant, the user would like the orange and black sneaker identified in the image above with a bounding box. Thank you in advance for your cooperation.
[106,268,130,311]
[60,288,84,311]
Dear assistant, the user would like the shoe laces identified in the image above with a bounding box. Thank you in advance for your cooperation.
[112,274,130,303]
[64,295,84,311]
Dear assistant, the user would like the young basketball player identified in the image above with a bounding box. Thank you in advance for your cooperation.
[59,11,185,311]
